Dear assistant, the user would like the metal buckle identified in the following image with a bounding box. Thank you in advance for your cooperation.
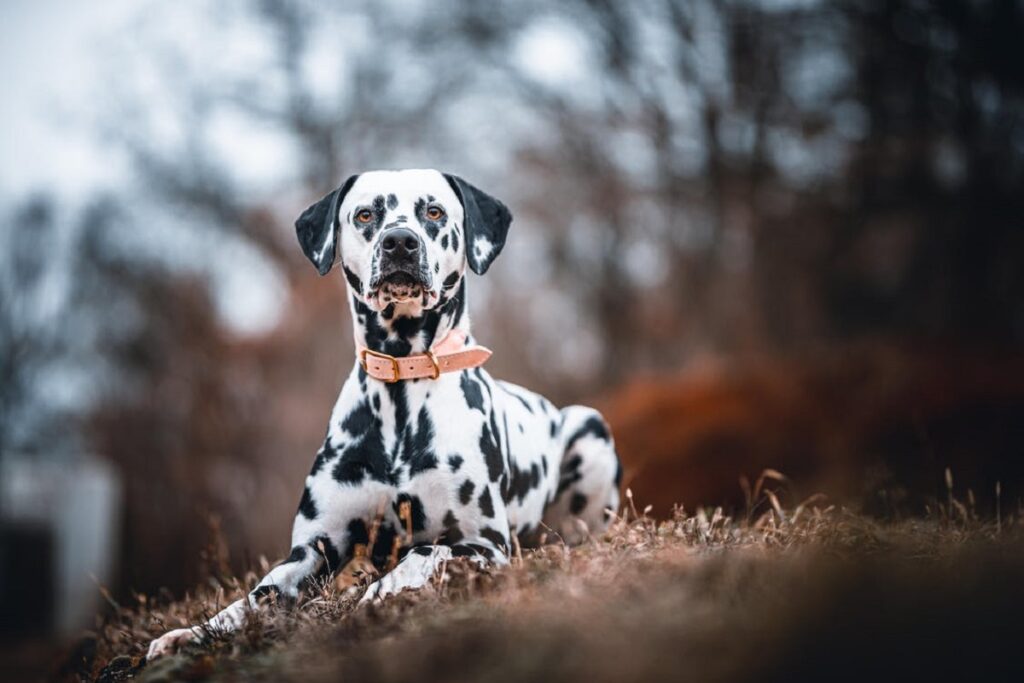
[425,350,441,380]
[360,348,400,383]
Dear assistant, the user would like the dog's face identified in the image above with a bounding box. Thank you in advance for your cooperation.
[339,170,463,312]
[295,169,512,315]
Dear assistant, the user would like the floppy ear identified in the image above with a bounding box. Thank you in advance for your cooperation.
[444,174,512,275]
[295,174,359,275]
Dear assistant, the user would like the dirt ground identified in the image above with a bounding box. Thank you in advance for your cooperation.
[40,488,1024,683]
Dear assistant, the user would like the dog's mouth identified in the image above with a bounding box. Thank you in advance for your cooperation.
[368,269,437,308]
[379,271,423,300]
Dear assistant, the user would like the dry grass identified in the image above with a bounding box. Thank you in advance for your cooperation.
[59,481,1024,683]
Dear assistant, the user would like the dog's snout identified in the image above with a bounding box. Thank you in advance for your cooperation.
[381,228,420,260]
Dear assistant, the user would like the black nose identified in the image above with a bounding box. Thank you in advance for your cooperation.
[381,228,420,260]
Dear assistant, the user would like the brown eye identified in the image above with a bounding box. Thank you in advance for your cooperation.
[426,205,445,221]
[355,209,373,223]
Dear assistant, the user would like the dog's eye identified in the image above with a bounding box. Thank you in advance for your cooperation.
[426,205,445,221]
[355,209,374,224]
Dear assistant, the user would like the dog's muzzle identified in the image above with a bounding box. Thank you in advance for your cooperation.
[371,228,431,302]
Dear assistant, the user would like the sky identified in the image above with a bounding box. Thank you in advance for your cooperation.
[0,0,584,204]
[0,0,138,201]
[0,0,295,336]
[0,0,589,337]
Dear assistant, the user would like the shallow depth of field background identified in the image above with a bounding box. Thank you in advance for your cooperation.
[2,0,1023,642]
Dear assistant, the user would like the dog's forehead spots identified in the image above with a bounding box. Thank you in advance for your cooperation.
[341,169,460,218]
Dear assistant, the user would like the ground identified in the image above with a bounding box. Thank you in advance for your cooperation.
[59,485,1024,683]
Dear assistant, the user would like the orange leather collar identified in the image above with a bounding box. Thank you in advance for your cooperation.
[357,329,491,383]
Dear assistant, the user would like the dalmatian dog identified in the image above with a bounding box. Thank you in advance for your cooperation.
[147,169,621,659]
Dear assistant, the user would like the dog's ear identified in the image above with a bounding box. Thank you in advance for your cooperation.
[444,174,512,275]
[295,174,359,275]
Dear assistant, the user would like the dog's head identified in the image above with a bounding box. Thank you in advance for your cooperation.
[295,169,511,314]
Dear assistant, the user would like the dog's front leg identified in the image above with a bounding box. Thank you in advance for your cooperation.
[146,539,328,660]
[358,536,509,605]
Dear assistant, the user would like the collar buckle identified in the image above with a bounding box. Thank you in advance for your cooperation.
[359,348,400,383]
[425,350,441,380]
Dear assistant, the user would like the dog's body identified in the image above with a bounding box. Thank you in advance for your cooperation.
[148,170,621,658]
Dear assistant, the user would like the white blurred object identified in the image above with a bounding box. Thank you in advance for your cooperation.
[0,455,121,636]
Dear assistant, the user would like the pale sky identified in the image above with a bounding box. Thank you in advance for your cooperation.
[0,0,139,201]
[0,0,586,205]
[0,0,591,337]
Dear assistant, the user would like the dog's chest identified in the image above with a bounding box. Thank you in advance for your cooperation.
[359,374,496,529]
[387,375,561,534]
[307,366,563,548]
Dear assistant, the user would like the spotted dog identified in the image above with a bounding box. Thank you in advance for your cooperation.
[147,169,622,659]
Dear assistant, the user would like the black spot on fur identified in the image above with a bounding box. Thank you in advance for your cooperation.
[387,193,398,210]
[370,524,398,569]
[440,510,464,544]
[394,493,427,533]
[570,493,588,515]
[448,280,467,328]
[310,435,337,476]
[386,382,410,432]
[251,584,282,605]
[459,479,476,505]
[412,545,434,556]
[448,454,464,472]
[298,486,318,520]
[441,233,449,249]
[478,487,495,518]
[353,298,388,351]
[565,416,611,451]
[461,373,485,413]
[343,265,362,294]
[347,519,370,548]
[346,518,395,569]
[405,406,438,476]
[452,543,492,560]
[480,527,508,554]
[502,384,535,413]
[480,419,503,483]
[285,546,307,564]
[354,195,388,241]
[443,271,460,289]
[333,401,392,485]
[557,455,584,496]
[343,399,374,433]
[414,197,447,240]
[312,534,341,572]
[502,461,541,504]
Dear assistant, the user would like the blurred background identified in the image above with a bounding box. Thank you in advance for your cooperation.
[1,0,1023,642]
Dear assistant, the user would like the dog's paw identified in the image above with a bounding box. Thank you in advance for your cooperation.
[358,545,452,605]
[146,627,199,660]
[358,575,410,605]
[358,580,383,605]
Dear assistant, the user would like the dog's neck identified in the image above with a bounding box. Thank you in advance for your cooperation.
[348,280,469,357]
